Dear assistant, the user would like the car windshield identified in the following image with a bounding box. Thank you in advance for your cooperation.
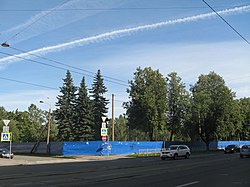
[242,145,250,149]
[169,146,178,150]
[0,148,9,153]
[227,145,235,148]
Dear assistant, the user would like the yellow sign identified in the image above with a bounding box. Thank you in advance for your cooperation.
[101,128,108,136]
[1,133,11,142]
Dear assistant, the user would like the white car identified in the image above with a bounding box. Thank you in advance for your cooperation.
[160,145,191,160]
[240,145,250,158]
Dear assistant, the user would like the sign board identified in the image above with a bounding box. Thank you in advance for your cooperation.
[2,126,9,133]
[101,116,107,122]
[101,128,108,136]
[1,133,11,142]
[102,122,106,128]
[102,136,107,141]
[3,120,10,126]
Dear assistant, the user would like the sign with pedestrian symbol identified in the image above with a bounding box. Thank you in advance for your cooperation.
[1,133,11,142]
[101,128,108,136]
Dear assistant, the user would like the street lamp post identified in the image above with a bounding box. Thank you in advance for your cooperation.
[40,100,51,154]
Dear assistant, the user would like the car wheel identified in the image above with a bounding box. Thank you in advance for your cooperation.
[185,153,190,159]
[173,154,178,160]
[161,157,166,160]
[240,154,243,158]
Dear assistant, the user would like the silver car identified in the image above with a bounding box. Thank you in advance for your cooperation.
[240,145,250,158]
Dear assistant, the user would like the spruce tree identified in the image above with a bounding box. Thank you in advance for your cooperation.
[90,70,109,140]
[74,77,94,141]
[55,70,77,141]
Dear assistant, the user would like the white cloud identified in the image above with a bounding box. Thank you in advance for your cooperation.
[1,0,124,44]
[95,41,250,99]
[1,5,249,68]
[0,90,59,111]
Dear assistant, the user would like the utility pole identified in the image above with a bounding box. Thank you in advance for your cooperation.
[40,100,51,154]
[112,94,114,141]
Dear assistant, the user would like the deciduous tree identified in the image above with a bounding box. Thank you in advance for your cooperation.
[125,67,167,141]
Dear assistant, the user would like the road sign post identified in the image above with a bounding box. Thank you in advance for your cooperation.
[2,120,12,159]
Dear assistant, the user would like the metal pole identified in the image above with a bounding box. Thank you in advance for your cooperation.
[47,108,51,154]
[9,132,12,160]
[112,94,114,141]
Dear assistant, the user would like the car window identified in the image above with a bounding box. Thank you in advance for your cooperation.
[179,146,184,150]
[169,146,178,150]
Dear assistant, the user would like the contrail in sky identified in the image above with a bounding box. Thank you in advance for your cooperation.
[0,5,249,65]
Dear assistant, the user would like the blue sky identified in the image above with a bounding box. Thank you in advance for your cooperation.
[0,0,250,117]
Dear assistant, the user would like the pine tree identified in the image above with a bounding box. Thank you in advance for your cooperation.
[55,70,77,141]
[74,77,94,141]
[90,70,109,140]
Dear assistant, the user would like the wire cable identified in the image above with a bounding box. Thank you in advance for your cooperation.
[0,5,248,11]
[8,46,128,84]
[0,76,58,90]
[202,0,250,46]
[0,50,128,87]
[4,0,70,43]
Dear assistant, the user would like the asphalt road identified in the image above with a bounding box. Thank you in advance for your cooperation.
[0,152,249,187]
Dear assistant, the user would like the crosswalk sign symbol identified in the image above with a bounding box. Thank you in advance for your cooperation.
[101,128,108,136]
[1,133,11,142]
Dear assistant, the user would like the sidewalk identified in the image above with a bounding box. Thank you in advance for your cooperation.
[0,155,129,166]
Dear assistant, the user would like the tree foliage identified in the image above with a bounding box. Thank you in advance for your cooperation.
[114,115,128,141]
[1,69,249,144]
[90,70,109,140]
[190,72,236,150]
[125,67,167,141]
[74,77,94,141]
[55,70,77,141]
[238,98,250,139]
[166,72,190,141]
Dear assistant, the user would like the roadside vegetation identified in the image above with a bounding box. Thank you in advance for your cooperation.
[0,68,249,150]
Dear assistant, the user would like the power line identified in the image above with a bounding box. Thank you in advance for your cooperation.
[202,0,250,46]
[0,5,248,11]
[8,46,128,84]
[4,0,70,43]
[0,50,128,87]
[0,76,58,90]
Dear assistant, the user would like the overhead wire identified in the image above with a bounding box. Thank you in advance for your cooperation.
[0,50,128,87]
[0,76,58,90]
[4,0,71,43]
[202,0,250,46]
[8,46,128,84]
[0,5,249,11]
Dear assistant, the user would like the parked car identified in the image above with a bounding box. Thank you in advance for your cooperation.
[0,148,14,159]
[240,145,250,158]
[224,144,240,154]
[160,145,191,160]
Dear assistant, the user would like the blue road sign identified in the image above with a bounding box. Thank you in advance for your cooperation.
[1,133,11,141]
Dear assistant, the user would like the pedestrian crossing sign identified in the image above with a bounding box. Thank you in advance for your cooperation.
[1,133,11,142]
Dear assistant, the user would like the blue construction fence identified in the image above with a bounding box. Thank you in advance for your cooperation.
[1,140,249,156]
[62,140,250,156]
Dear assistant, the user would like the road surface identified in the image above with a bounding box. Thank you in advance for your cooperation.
[0,152,249,186]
